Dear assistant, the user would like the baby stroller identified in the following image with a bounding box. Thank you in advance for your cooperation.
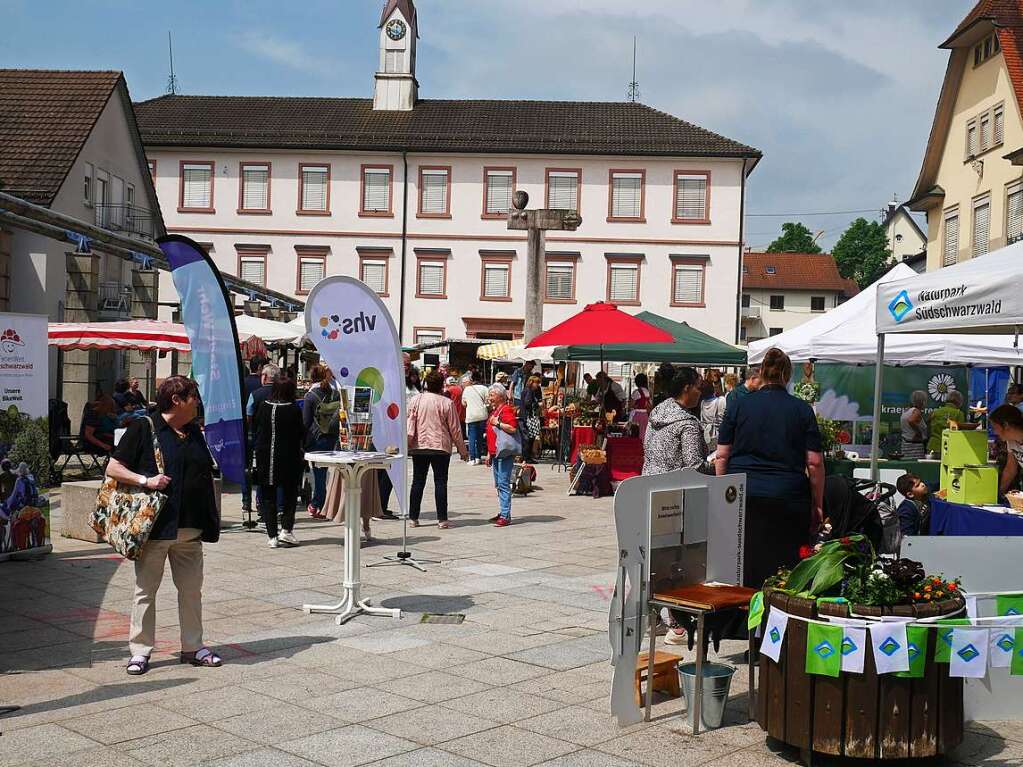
[823,475,901,554]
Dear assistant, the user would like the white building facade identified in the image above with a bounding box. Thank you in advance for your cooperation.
[137,0,760,347]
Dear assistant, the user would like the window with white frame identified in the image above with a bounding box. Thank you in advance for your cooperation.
[385,49,402,73]
[973,195,991,258]
[181,162,213,209]
[361,167,391,214]
[417,258,446,296]
[966,102,1005,158]
[1008,182,1023,245]
[674,173,708,221]
[974,32,1001,66]
[360,258,388,294]
[414,328,445,346]
[671,261,704,306]
[811,296,826,312]
[297,250,326,293]
[545,261,575,301]
[241,164,270,211]
[607,259,640,303]
[419,168,449,215]
[769,295,785,311]
[547,170,579,210]
[484,169,514,215]
[609,171,643,219]
[84,163,93,204]
[238,250,267,287]
[300,165,329,212]
[482,259,511,299]
[943,207,960,267]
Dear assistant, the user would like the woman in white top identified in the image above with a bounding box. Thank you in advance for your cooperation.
[699,380,727,452]
[461,369,491,465]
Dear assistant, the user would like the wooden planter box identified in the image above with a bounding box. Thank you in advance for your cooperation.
[757,589,965,760]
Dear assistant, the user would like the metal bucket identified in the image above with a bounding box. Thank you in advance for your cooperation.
[678,662,735,731]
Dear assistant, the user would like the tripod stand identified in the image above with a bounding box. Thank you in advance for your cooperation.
[367,514,438,572]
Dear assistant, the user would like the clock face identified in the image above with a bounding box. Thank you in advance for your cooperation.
[386,19,406,41]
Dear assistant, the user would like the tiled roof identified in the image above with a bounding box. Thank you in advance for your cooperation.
[0,69,121,205]
[133,96,761,159]
[742,252,859,296]
[943,0,1023,47]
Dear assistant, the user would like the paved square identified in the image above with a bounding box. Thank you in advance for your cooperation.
[1,461,1017,765]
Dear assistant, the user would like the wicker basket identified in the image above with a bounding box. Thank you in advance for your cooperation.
[580,447,606,465]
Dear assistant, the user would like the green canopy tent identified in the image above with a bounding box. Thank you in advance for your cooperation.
[551,311,746,365]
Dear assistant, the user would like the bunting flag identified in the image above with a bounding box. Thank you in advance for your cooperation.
[935,619,971,663]
[1012,628,1023,676]
[760,609,790,663]
[965,595,978,619]
[747,592,764,631]
[949,628,990,678]
[896,627,929,678]
[990,628,1016,669]
[870,621,910,674]
[806,623,843,677]
[840,626,867,674]
[996,594,1023,617]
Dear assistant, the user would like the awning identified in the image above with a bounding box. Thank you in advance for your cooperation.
[234,314,305,345]
[476,340,557,362]
[48,319,266,358]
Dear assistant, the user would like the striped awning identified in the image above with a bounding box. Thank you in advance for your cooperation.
[476,340,525,360]
[48,319,266,358]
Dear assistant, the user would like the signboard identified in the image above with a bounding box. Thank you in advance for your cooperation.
[0,312,47,419]
[795,363,968,449]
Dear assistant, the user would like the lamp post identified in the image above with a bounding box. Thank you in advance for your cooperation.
[507,190,581,342]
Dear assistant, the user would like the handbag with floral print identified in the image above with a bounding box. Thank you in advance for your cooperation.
[89,416,167,561]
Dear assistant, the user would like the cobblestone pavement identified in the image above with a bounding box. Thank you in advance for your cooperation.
[1,461,1020,766]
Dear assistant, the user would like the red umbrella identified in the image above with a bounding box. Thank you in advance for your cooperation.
[526,302,674,348]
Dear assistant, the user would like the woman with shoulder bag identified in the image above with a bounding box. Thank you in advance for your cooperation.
[486,384,519,527]
[254,374,306,548]
[303,363,340,519]
[104,376,222,676]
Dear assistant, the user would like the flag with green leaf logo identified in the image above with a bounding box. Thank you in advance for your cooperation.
[896,627,929,678]
[806,623,842,677]
[935,619,971,663]
[747,592,764,631]
[996,595,1023,618]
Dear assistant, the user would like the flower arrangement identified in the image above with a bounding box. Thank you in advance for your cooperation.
[816,416,842,456]
[764,534,963,607]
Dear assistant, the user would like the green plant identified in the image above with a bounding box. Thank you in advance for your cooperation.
[8,417,51,488]
[781,535,873,597]
[817,416,840,455]
[0,404,27,447]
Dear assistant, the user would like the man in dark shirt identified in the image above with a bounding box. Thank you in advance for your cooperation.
[243,357,265,404]
[243,361,277,512]
[895,472,931,536]
[724,364,761,416]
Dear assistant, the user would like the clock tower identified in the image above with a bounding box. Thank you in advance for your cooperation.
[373,0,418,111]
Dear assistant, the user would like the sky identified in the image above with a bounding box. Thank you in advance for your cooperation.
[2,0,971,250]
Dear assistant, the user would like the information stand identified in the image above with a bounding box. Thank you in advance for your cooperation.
[302,450,402,624]
[608,469,748,729]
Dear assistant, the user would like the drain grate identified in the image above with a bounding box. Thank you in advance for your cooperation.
[420,613,466,625]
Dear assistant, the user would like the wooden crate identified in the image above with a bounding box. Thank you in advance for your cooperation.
[756,590,964,760]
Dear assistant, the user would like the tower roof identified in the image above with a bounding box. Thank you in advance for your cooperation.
[378,0,418,35]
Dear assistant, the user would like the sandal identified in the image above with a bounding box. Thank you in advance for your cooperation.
[438,521,451,529]
[126,655,150,675]
[180,647,223,667]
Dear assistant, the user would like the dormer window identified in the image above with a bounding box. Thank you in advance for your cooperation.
[766,266,776,274]
[974,33,1000,67]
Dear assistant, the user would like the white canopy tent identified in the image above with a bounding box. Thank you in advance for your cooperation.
[234,314,305,345]
[865,242,1023,477]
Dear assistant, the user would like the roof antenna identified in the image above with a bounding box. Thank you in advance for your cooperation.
[166,31,179,95]
[627,36,640,103]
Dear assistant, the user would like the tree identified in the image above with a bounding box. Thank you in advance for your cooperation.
[832,217,893,289]
[766,222,822,254]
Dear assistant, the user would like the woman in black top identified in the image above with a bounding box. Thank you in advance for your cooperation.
[106,375,222,675]
[253,374,305,548]
[716,348,824,588]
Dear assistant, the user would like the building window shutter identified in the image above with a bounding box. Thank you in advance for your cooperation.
[242,165,269,210]
[485,171,513,214]
[675,175,707,220]
[673,264,704,305]
[182,164,212,208]
[608,263,639,303]
[301,166,329,211]
[548,172,578,210]
[943,211,959,267]
[980,114,990,151]
[994,106,1005,146]
[421,170,448,214]
[299,258,325,292]
[483,263,510,298]
[415,329,444,346]
[418,262,445,295]
[967,121,978,157]
[361,261,387,293]
[1008,185,1023,245]
[973,198,991,258]
[611,173,642,218]
[546,264,574,300]
[363,169,390,212]
[239,257,265,287]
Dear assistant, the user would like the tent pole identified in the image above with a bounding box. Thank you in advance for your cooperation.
[870,333,886,482]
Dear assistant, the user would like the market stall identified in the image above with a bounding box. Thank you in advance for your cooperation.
[48,319,267,360]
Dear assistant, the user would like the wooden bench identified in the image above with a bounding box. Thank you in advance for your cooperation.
[635,650,681,705]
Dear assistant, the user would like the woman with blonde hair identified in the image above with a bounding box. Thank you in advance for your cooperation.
[716,348,823,588]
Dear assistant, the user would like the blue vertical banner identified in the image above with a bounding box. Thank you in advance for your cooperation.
[158,235,246,483]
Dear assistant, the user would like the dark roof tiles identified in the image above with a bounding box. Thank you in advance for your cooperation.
[133,95,760,159]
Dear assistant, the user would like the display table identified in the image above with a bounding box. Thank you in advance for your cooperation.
[826,457,941,486]
[930,498,1023,536]
[605,435,643,482]
[569,425,599,463]
[302,450,402,624]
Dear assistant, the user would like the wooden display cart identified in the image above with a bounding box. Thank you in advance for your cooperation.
[757,589,965,762]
